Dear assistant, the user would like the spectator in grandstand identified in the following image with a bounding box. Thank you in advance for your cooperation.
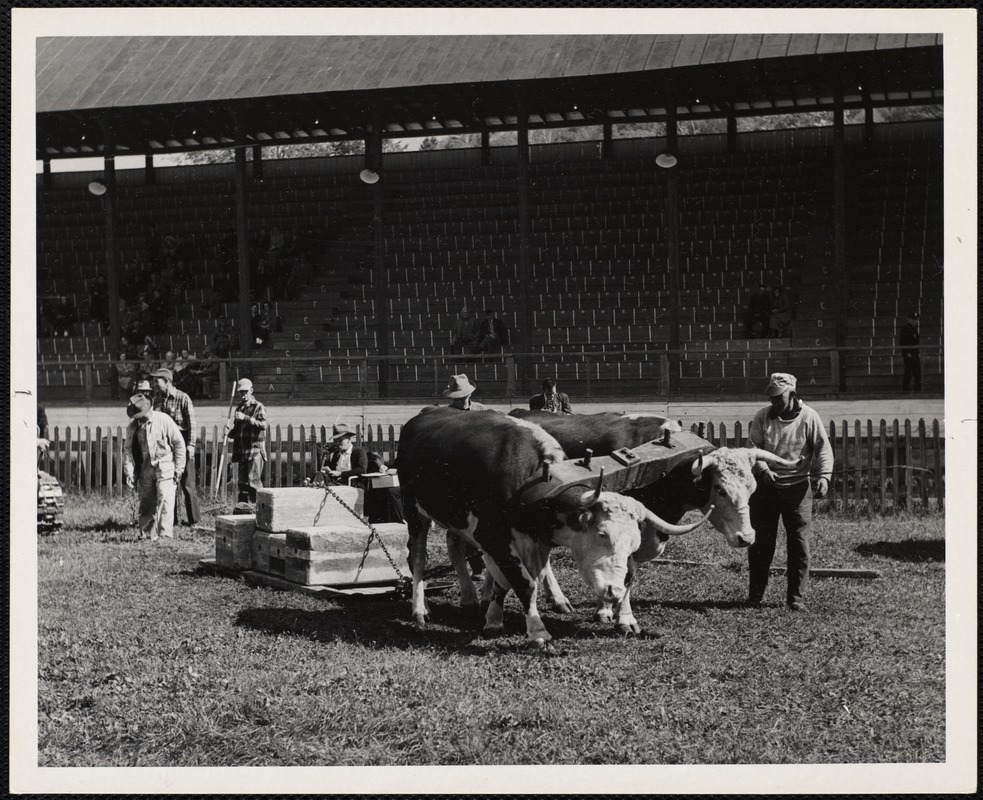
[746,284,771,338]
[116,355,137,397]
[192,346,220,400]
[746,372,833,612]
[119,335,138,361]
[440,373,488,411]
[251,302,274,349]
[51,295,74,337]
[322,424,369,484]
[173,348,198,396]
[529,378,573,414]
[899,312,922,393]
[768,286,793,338]
[161,350,177,373]
[451,306,478,353]
[89,274,108,329]
[212,317,234,360]
[152,368,200,527]
[224,378,269,506]
[123,393,187,543]
[473,309,508,354]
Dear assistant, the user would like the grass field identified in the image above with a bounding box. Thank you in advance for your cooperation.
[36,494,945,767]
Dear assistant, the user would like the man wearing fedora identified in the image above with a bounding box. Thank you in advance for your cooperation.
[746,372,833,611]
[151,367,200,526]
[123,394,187,542]
[322,424,369,484]
[224,378,269,505]
[441,373,488,411]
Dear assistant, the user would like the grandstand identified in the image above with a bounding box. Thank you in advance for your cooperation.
[35,35,944,404]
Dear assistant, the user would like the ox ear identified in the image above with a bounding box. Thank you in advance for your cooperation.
[572,509,594,532]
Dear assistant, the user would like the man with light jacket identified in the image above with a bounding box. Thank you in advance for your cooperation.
[746,373,833,611]
[124,394,187,542]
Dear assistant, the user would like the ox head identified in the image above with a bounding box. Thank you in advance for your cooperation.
[549,480,713,607]
[689,448,805,548]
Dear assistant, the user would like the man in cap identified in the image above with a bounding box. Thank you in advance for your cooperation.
[151,368,200,526]
[899,312,921,392]
[441,373,488,411]
[224,378,269,505]
[746,373,833,611]
[322,423,369,484]
[123,394,187,542]
[529,378,573,414]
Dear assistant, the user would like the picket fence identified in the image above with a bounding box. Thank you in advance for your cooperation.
[39,418,944,513]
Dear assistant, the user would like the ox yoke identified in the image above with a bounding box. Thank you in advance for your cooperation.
[515,430,716,509]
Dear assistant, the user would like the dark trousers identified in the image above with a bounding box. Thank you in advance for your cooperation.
[902,353,922,391]
[174,453,201,525]
[236,453,266,504]
[748,481,812,606]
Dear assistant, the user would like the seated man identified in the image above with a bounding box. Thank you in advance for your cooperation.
[529,378,573,414]
[321,424,368,484]
[473,309,508,354]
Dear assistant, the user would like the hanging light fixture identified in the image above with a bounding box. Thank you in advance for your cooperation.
[655,153,678,169]
[359,169,380,185]
[87,180,107,196]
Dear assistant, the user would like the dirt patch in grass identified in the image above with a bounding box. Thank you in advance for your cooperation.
[37,501,945,767]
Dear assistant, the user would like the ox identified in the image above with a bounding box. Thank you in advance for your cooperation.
[395,407,710,645]
[507,409,802,630]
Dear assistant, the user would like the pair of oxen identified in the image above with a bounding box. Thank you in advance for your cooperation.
[395,408,801,647]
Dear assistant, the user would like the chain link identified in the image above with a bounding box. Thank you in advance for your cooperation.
[313,484,409,584]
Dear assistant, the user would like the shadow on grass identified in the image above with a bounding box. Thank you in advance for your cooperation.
[633,598,749,613]
[70,519,133,533]
[854,539,944,563]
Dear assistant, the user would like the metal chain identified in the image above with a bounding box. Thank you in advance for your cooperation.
[313,484,409,583]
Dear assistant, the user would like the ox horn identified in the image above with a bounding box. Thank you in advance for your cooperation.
[577,467,605,508]
[690,451,715,477]
[646,504,715,536]
[746,448,805,469]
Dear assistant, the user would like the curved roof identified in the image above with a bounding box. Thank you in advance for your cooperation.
[36,33,941,113]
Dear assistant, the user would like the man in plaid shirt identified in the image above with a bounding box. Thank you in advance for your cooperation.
[152,368,200,525]
[225,378,269,504]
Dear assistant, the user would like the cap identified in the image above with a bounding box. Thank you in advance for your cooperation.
[126,394,152,420]
[765,373,797,396]
[151,368,173,383]
[235,378,254,392]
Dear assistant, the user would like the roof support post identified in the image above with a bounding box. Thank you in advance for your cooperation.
[367,113,389,398]
[727,113,737,153]
[832,88,847,391]
[480,130,490,166]
[601,120,613,159]
[863,93,875,144]
[101,122,121,363]
[515,92,533,396]
[144,154,155,186]
[665,91,681,394]
[42,158,52,190]
[233,123,253,361]
[252,145,264,180]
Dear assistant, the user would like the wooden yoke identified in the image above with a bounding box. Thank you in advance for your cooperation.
[517,431,717,510]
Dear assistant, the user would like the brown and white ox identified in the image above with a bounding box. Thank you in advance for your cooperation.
[507,410,803,631]
[395,408,711,645]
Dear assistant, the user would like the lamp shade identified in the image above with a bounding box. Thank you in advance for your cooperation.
[359,169,380,185]
[655,153,678,169]
[87,180,107,196]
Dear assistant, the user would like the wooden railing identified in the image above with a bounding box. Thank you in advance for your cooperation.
[39,418,943,514]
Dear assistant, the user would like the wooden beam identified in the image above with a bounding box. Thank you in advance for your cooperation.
[42,158,52,190]
[234,130,253,361]
[144,153,155,186]
[252,144,264,179]
[665,82,681,393]
[515,92,533,395]
[832,89,847,391]
[102,122,121,362]
[601,120,613,159]
[368,112,389,398]
[480,129,490,165]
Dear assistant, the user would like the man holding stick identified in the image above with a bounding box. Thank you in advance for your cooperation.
[224,378,269,505]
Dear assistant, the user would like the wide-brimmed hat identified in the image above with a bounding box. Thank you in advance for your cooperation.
[330,423,357,441]
[765,372,797,396]
[151,368,173,383]
[126,394,152,420]
[442,373,477,399]
[135,380,152,393]
[235,378,254,392]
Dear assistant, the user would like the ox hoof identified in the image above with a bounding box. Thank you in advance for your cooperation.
[527,638,556,654]
[614,621,642,636]
[481,624,505,639]
[595,610,615,625]
[551,600,575,615]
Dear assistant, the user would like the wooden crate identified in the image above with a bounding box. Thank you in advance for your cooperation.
[252,531,288,577]
[255,486,364,533]
[214,515,256,570]
[283,523,409,586]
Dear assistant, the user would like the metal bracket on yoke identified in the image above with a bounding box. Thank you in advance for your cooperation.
[611,447,640,466]
[578,448,594,470]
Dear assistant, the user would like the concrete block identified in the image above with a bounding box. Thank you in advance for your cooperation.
[215,515,256,571]
[255,486,363,532]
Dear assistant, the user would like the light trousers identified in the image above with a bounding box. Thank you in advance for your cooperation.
[138,466,177,541]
